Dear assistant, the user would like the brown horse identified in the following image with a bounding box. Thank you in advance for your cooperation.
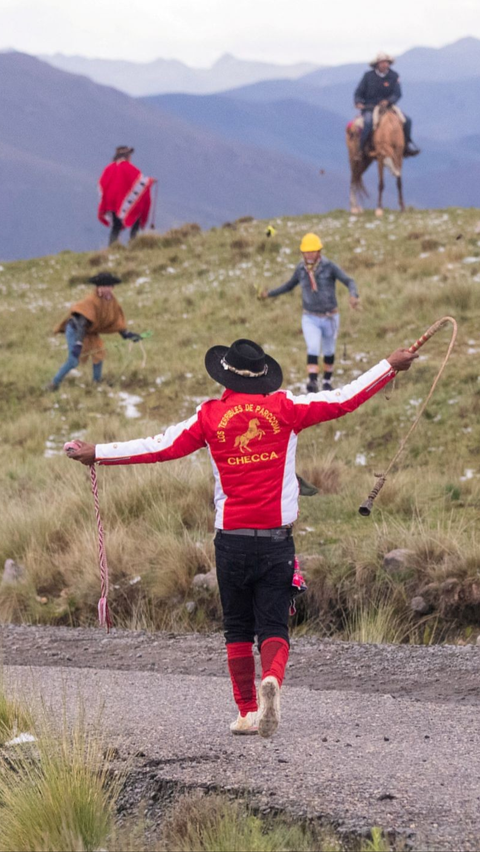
[346,105,405,217]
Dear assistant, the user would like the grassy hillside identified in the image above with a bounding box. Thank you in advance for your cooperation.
[1,209,480,641]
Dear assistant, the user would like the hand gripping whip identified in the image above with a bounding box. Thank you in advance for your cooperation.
[358,316,458,517]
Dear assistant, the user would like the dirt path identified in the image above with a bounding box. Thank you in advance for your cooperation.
[2,626,480,849]
[2,624,480,705]
[3,659,480,852]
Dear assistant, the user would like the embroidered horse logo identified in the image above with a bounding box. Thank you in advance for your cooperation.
[234,419,266,453]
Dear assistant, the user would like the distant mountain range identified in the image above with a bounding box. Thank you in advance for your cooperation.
[38,52,319,97]
[2,38,480,260]
[141,37,480,216]
[0,52,330,260]
[38,37,480,97]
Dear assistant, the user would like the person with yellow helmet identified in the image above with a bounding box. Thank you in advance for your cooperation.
[261,233,359,392]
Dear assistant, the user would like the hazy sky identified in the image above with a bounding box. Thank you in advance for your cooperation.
[1,0,478,66]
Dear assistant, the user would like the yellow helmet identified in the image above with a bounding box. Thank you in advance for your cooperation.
[300,233,323,252]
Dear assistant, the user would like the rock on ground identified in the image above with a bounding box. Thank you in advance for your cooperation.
[2,558,26,585]
[383,549,416,575]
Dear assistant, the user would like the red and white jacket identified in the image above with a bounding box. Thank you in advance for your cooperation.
[96,359,395,529]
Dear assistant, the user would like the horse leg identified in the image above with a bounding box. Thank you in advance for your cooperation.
[375,159,384,217]
[397,174,405,212]
[349,178,361,215]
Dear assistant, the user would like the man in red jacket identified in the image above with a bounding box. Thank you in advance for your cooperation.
[66,339,416,738]
[98,146,154,245]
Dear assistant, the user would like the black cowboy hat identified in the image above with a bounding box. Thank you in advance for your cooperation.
[88,273,122,287]
[205,339,283,394]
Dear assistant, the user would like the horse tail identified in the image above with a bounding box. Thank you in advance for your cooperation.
[384,156,402,178]
[346,126,370,198]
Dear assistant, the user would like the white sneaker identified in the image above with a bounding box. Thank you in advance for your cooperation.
[230,711,258,735]
[257,676,281,738]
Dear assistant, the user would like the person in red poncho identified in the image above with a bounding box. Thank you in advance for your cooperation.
[98,146,154,245]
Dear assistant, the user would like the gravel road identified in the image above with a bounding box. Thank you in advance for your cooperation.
[2,625,480,850]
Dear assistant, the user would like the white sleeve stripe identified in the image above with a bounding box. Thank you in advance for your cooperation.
[292,359,393,406]
[152,411,199,452]
[96,410,200,461]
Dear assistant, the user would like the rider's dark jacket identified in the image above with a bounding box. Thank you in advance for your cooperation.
[354,68,401,110]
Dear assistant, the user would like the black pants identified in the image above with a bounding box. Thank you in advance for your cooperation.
[214,532,295,647]
[109,214,141,246]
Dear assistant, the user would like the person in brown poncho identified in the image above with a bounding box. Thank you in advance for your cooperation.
[48,272,142,390]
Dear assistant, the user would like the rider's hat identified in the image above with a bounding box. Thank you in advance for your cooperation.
[370,52,394,67]
[113,146,134,161]
[205,339,283,394]
[88,273,122,287]
[300,233,323,252]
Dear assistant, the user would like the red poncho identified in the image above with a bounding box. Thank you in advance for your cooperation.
[98,160,153,228]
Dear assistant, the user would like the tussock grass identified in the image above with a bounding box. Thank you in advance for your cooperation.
[342,597,412,645]
[0,684,33,746]
[298,451,344,494]
[1,208,480,639]
[160,792,330,852]
[361,828,391,852]
[0,707,120,852]
[132,223,202,252]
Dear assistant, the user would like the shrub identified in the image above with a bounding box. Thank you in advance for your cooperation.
[161,792,320,852]
[0,709,120,852]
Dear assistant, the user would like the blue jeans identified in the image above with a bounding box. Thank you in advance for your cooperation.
[53,321,103,386]
[360,110,374,150]
[301,312,339,358]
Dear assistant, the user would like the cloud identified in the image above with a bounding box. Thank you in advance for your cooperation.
[0,0,478,65]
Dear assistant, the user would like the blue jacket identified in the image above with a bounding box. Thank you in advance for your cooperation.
[268,257,358,314]
[354,68,401,109]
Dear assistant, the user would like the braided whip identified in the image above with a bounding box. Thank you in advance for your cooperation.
[359,316,458,516]
[89,464,113,630]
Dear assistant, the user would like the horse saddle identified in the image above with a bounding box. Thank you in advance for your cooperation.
[347,105,406,134]
[347,116,364,133]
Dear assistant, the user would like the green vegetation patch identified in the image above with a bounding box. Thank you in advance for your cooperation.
[1,210,479,640]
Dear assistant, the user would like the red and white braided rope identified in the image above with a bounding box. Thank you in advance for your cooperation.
[89,465,112,631]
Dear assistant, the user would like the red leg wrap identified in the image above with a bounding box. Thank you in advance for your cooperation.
[260,637,289,687]
[226,642,258,716]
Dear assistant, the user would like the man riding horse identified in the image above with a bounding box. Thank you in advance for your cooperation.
[354,52,419,158]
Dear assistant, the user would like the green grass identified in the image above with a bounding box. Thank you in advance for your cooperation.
[341,598,412,645]
[0,682,33,746]
[361,827,391,852]
[1,209,480,638]
[0,706,120,852]
[117,792,399,852]
[157,793,339,852]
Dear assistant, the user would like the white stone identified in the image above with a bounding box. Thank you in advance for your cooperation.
[383,549,415,575]
[5,733,37,746]
[2,559,26,585]
[411,596,430,615]
[192,570,218,591]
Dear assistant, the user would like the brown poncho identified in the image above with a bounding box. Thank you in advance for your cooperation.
[54,292,127,365]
